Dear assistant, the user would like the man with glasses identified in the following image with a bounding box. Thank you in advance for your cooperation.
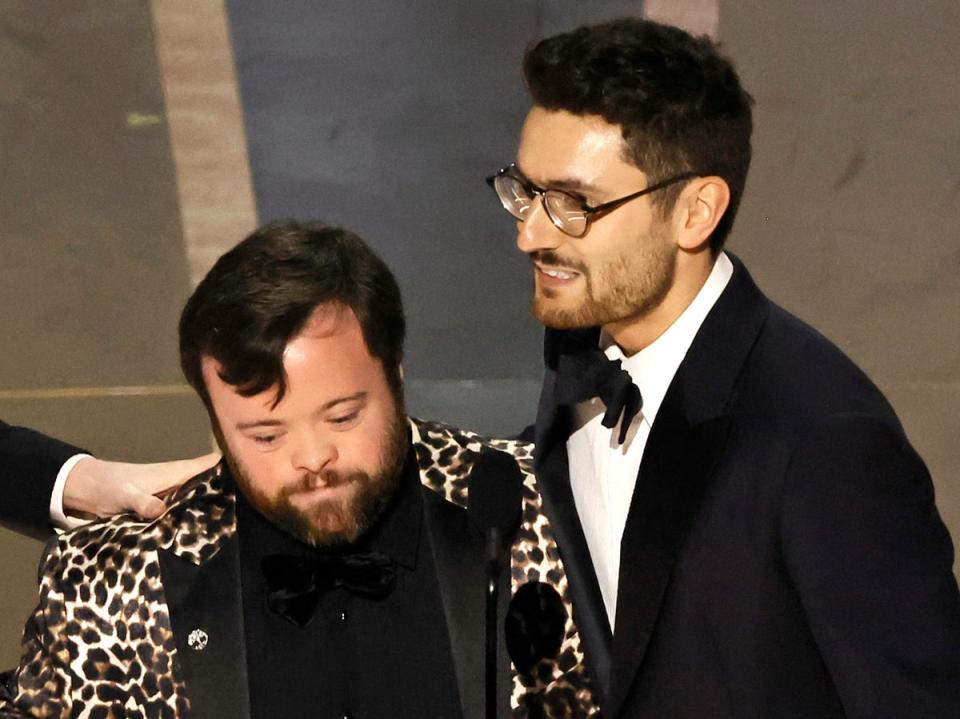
[487,17,960,718]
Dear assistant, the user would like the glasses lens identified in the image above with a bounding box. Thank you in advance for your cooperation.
[543,191,588,237]
[493,174,533,221]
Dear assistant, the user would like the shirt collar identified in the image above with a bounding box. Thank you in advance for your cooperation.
[602,251,733,427]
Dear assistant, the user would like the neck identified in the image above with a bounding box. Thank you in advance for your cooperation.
[603,249,714,356]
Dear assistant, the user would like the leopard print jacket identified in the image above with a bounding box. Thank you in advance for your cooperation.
[0,418,599,718]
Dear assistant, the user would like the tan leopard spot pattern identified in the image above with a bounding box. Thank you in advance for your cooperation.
[411,419,600,718]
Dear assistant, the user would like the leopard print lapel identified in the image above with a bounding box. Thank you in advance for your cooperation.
[159,462,236,564]
[411,418,601,718]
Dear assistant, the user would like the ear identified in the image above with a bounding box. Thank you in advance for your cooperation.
[675,176,730,252]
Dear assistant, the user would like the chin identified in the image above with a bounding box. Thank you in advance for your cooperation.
[278,497,370,548]
[532,298,596,330]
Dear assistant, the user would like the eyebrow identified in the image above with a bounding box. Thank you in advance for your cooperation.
[322,391,367,411]
[514,163,601,195]
[235,418,284,431]
[234,392,368,431]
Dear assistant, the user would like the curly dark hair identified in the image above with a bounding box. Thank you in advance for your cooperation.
[523,18,753,252]
[180,221,405,410]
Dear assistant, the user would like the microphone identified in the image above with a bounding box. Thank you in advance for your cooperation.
[467,448,524,719]
[468,448,525,561]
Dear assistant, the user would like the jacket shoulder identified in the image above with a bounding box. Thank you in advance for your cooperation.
[56,463,235,573]
[742,300,900,429]
[410,417,533,507]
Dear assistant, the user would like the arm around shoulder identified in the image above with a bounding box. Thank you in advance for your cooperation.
[781,412,960,717]
[0,421,82,538]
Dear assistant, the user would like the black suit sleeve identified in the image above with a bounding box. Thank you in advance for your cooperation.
[781,412,960,718]
[0,420,83,538]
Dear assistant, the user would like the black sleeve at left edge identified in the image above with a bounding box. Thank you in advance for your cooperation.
[781,412,960,719]
[0,420,84,539]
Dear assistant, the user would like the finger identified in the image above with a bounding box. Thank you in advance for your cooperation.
[130,452,222,494]
[129,491,167,520]
[187,451,222,475]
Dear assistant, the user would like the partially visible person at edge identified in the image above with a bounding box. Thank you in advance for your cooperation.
[0,427,216,538]
[0,221,599,718]
[482,17,960,718]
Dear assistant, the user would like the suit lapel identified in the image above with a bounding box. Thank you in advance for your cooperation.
[422,487,511,719]
[534,328,614,704]
[605,254,770,716]
[157,467,251,719]
[606,403,731,716]
[159,541,251,719]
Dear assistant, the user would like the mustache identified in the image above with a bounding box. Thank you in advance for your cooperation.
[288,469,359,494]
[530,250,587,274]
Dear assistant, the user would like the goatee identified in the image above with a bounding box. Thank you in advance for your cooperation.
[228,411,409,548]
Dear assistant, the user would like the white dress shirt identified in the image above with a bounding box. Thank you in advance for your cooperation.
[49,453,92,530]
[566,252,733,628]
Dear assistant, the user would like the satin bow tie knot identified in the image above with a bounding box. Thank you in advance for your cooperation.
[554,349,643,444]
[262,551,397,627]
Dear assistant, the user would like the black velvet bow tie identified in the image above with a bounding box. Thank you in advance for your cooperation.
[262,551,397,627]
[554,348,643,444]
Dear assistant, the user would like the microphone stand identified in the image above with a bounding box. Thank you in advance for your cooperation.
[468,447,523,719]
[485,527,503,719]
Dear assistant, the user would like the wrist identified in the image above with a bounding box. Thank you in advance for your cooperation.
[61,455,102,519]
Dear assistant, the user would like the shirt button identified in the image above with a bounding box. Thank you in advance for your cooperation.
[339,610,348,622]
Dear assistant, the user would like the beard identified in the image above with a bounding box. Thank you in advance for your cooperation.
[226,409,409,548]
[530,226,677,330]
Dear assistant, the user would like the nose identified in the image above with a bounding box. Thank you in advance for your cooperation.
[292,430,337,475]
[515,197,563,255]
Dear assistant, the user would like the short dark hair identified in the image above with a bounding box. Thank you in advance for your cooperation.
[179,221,405,410]
[523,18,753,251]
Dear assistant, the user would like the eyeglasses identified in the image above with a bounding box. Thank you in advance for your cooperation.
[486,164,697,238]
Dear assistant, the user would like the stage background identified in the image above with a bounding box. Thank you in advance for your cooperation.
[1,0,957,666]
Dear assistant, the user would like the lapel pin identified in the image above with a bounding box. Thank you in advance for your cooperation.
[187,628,209,651]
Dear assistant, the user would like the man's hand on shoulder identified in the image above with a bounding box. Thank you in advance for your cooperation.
[63,453,220,521]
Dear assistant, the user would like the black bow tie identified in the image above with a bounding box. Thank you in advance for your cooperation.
[262,551,397,627]
[554,348,643,444]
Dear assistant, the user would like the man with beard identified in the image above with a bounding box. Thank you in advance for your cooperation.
[486,17,960,718]
[0,222,599,718]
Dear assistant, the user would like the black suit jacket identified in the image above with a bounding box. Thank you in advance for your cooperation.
[0,421,79,538]
[160,474,500,719]
[534,255,960,718]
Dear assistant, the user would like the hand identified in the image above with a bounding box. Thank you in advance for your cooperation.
[63,452,221,521]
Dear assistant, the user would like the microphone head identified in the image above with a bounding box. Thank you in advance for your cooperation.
[505,581,567,674]
[467,448,524,535]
